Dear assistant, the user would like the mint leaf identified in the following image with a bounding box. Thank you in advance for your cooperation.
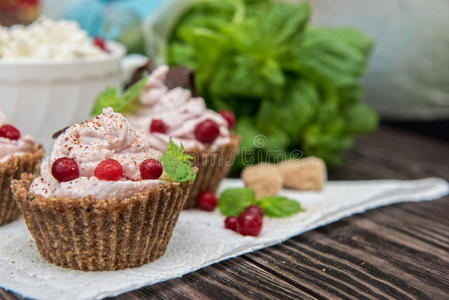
[342,103,379,134]
[91,77,147,116]
[117,77,147,113]
[90,88,118,116]
[161,158,195,182]
[218,188,304,218]
[166,139,193,164]
[258,196,304,218]
[260,59,285,86]
[293,27,373,88]
[256,79,319,143]
[255,2,309,45]
[218,188,256,216]
[160,139,195,182]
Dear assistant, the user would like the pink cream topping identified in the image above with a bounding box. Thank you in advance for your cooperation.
[0,111,35,163]
[127,65,231,151]
[30,108,164,199]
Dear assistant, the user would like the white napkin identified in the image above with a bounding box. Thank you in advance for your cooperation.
[1,178,448,300]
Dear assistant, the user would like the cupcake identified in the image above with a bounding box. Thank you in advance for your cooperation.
[11,108,196,271]
[126,65,240,208]
[0,111,43,225]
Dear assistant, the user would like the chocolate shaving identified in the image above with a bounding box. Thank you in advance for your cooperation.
[51,126,71,139]
[126,61,198,97]
[126,61,155,89]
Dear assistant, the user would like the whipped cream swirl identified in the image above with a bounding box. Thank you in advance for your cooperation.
[128,65,231,151]
[0,17,107,61]
[0,111,35,163]
[30,108,164,199]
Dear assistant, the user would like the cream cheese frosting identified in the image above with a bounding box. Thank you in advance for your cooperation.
[0,111,35,163]
[127,65,231,151]
[30,108,164,199]
[0,17,107,61]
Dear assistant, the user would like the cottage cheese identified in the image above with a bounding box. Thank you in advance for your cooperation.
[0,17,107,61]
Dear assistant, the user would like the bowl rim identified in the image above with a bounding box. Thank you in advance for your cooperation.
[0,41,126,66]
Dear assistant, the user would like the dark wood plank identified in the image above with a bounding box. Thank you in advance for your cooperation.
[0,290,21,300]
[331,127,449,180]
[2,125,448,300]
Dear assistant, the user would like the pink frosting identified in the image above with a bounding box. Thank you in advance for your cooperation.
[0,111,35,163]
[127,65,231,151]
[30,108,164,199]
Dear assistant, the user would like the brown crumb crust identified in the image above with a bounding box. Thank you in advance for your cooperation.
[0,146,44,225]
[184,135,240,209]
[11,172,194,271]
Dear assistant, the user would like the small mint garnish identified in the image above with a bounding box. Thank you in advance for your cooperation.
[218,188,304,218]
[90,77,147,116]
[160,139,196,182]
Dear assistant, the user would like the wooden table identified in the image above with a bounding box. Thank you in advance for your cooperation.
[1,125,448,299]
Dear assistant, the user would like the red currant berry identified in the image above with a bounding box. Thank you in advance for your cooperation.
[194,119,219,144]
[94,159,123,181]
[93,37,108,52]
[149,119,168,134]
[236,208,263,236]
[197,190,217,211]
[51,157,79,182]
[0,124,21,140]
[243,205,264,218]
[219,110,235,129]
[140,159,163,179]
[224,216,238,231]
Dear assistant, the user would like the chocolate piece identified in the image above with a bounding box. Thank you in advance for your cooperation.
[127,61,198,96]
[164,65,198,97]
[126,61,155,89]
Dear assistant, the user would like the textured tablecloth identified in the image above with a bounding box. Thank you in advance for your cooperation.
[1,178,448,300]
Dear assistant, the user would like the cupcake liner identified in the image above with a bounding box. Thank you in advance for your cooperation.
[0,146,44,226]
[11,173,194,271]
[184,135,240,209]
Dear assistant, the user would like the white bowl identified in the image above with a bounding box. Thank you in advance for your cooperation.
[0,42,125,151]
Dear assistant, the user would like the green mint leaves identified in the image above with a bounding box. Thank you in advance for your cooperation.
[258,196,304,218]
[218,188,304,218]
[160,139,196,182]
[90,87,118,116]
[218,188,257,217]
[166,0,377,169]
[90,77,147,116]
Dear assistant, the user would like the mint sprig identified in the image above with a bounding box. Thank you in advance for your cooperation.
[218,188,304,218]
[160,139,196,182]
[90,77,147,116]
[218,188,257,217]
[258,196,303,218]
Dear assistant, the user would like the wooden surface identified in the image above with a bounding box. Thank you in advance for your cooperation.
[1,125,448,300]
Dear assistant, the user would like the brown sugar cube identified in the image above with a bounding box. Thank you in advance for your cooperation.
[241,163,283,199]
[278,157,327,190]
